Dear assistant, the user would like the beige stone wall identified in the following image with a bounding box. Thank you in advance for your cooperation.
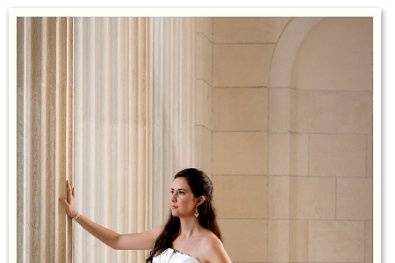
[290,17,373,263]
[194,18,213,175]
[212,17,289,262]
[211,17,373,263]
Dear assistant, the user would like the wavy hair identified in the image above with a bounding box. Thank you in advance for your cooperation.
[146,168,222,262]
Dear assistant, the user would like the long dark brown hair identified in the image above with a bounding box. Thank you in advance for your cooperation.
[146,168,222,262]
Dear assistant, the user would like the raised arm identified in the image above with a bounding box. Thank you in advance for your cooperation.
[59,180,163,250]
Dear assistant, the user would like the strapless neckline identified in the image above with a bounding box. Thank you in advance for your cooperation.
[168,248,200,262]
[152,247,201,263]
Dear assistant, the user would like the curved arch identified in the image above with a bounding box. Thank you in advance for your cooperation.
[269,17,322,87]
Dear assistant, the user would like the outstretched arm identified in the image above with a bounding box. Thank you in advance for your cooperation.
[59,180,163,250]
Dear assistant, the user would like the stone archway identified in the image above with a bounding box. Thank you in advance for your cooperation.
[269,17,322,88]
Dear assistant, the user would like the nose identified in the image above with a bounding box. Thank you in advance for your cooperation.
[171,192,177,203]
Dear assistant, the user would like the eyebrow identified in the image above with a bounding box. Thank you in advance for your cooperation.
[170,188,187,191]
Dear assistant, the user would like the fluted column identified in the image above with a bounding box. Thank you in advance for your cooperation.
[152,17,197,224]
[18,16,201,263]
[73,17,153,263]
[17,17,74,263]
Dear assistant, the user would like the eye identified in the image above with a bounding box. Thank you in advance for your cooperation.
[179,191,185,195]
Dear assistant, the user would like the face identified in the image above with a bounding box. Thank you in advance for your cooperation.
[169,177,201,218]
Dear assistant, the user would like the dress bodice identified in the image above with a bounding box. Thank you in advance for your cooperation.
[153,248,200,263]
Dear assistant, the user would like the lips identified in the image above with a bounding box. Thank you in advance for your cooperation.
[170,205,178,209]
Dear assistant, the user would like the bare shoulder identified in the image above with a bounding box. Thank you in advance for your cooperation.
[200,231,231,263]
[201,231,222,248]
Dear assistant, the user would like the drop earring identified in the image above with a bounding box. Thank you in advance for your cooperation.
[194,207,199,218]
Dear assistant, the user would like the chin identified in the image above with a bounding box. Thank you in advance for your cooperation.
[171,210,180,217]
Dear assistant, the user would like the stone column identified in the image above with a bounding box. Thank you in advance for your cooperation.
[17,17,74,263]
[73,17,153,263]
[152,17,198,223]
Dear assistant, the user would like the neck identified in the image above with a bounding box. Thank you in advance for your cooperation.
[178,216,201,239]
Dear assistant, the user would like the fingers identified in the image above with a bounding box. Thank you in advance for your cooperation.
[66,180,70,194]
[67,180,73,201]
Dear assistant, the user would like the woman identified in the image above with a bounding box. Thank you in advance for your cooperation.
[59,168,232,263]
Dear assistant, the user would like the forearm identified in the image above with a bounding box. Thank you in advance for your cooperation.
[74,213,120,249]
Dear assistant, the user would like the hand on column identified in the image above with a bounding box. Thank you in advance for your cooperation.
[59,180,78,218]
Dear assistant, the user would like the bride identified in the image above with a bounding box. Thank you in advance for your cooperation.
[59,167,232,263]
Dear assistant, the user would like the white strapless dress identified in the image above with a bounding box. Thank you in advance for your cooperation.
[153,248,200,263]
